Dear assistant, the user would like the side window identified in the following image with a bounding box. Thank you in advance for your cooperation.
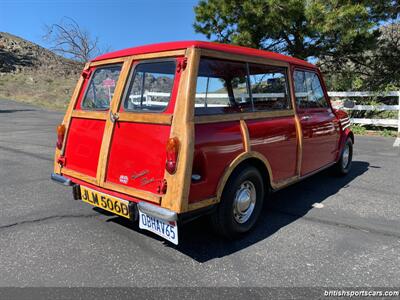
[81,65,122,110]
[195,58,249,115]
[294,70,328,109]
[124,61,176,112]
[248,64,290,111]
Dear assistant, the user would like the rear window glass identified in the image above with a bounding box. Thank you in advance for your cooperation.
[81,65,122,110]
[124,61,176,112]
[248,64,291,111]
[195,58,248,115]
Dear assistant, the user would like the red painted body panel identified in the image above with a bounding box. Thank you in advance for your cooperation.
[105,123,171,193]
[246,117,298,182]
[189,122,244,203]
[92,41,315,69]
[335,109,353,160]
[298,109,340,175]
[64,118,106,178]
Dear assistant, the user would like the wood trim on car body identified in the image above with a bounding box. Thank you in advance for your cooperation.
[61,167,98,186]
[102,182,161,204]
[187,197,218,211]
[194,109,295,124]
[240,120,250,152]
[95,57,133,187]
[71,110,107,120]
[199,49,290,68]
[117,112,173,125]
[160,47,201,213]
[288,64,304,177]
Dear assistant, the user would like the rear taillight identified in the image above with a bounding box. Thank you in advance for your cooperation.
[56,124,66,150]
[166,137,180,174]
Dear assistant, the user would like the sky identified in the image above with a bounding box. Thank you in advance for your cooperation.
[0,0,206,53]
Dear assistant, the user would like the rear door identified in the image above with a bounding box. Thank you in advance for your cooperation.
[293,69,340,175]
[62,62,125,181]
[103,59,181,197]
[61,56,182,202]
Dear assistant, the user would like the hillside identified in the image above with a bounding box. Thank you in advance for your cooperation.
[0,32,83,109]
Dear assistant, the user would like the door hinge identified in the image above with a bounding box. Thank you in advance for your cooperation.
[177,58,188,73]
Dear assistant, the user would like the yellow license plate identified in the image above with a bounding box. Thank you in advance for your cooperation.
[80,186,130,219]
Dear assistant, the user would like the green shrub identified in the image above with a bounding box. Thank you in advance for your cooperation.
[351,124,367,135]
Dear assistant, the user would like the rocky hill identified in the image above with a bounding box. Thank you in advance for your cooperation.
[0,32,84,109]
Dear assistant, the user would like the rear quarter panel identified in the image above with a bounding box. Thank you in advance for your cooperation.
[189,121,244,203]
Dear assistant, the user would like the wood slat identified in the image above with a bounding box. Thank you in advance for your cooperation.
[118,112,173,125]
[96,58,134,186]
[161,48,201,213]
[187,197,218,211]
[102,182,161,204]
[71,110,107,120]
[131,50,186,61]
[61,168,98,186]
[200,49,289,67]
[194,109,294,124]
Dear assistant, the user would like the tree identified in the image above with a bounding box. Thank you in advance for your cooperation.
[193,0,399,61]
[43,17,107,62]
[320,22,400,91]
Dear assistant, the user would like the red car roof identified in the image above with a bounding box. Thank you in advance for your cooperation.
[92,40,315,68]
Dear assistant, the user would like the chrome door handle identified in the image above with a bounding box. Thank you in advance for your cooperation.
[110,111,119,123]
[301,115,312,121]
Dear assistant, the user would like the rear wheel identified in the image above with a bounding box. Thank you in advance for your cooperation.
[334,138,353,175]
[211,166,265,239]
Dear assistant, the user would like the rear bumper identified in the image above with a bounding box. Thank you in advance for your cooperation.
[138,201,177,222]
[51,173,178,222]
[51,173,74,186]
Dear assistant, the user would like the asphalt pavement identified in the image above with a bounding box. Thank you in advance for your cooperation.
[0,99,399,287]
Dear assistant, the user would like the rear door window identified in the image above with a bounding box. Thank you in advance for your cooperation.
[124,61,176,112]
[81,65,122,110]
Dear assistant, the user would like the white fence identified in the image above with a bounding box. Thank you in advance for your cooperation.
[129,91,400,146]
[329,91,400,128]
[329,91,400,147]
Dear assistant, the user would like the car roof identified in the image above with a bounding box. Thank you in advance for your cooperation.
[92,40,315,68]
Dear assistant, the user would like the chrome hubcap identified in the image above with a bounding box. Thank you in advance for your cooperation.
[233,180,256,224]
[342,144,350,169]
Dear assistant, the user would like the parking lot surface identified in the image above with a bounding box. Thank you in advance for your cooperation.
[0,99,399,287]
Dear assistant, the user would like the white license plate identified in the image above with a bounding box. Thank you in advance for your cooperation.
[138,211,178,245]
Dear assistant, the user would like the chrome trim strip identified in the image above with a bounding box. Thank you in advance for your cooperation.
[138,201,177,221]
[51,173,73,186]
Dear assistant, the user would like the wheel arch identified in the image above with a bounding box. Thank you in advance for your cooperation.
[348,130,354,144]
[216,151,274,201]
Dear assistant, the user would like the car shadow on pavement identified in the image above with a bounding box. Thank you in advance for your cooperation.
[105,161,369,263]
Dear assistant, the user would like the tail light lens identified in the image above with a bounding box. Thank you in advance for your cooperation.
[166,137,180,174]
[56,124,66,150]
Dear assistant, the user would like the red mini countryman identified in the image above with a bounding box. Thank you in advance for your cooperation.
[51,41,353,245]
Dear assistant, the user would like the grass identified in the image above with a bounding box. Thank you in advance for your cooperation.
[0,71,78,110]
[351,124,367,135]
[351,124,398,137]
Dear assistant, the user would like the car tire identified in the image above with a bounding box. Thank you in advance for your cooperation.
[211,165,265,239]
[334,137,353,176]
